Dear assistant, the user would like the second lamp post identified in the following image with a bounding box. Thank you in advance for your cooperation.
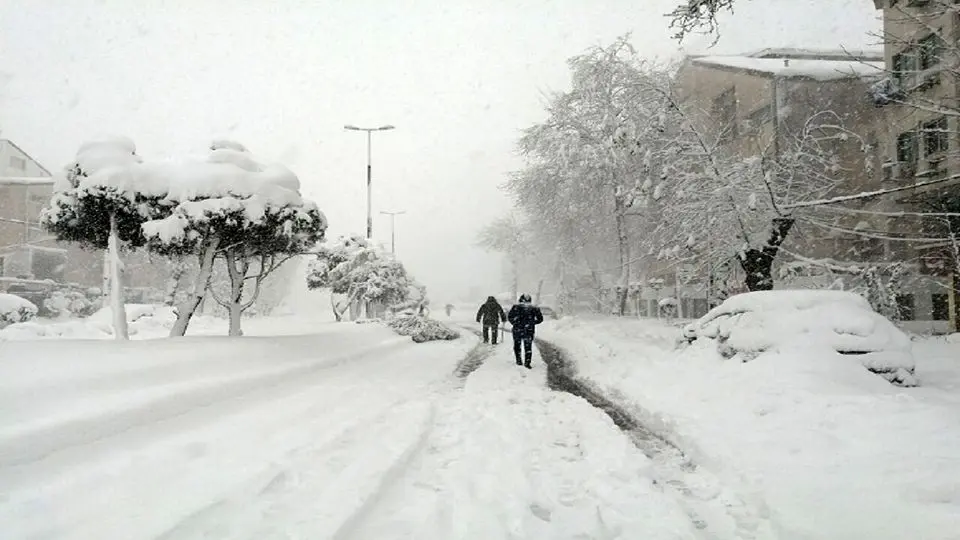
[344,124,395,239]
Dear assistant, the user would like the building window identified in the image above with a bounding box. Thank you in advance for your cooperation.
[896,294,916,321]
[919,33,944,70]
[711,87,738,143]
[922,117,948,156]
[9,156,26,170]
[932,293,950,321]
[892,49,917,86]
[744,104,771,133]
[897,130,918,164]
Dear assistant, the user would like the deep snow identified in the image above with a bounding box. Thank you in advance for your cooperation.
[0,314,703,539]
[0,324,471,540]
[539,317,960,540]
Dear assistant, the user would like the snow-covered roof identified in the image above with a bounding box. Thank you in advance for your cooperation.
[0,176,54,186]
[692,56,885,81]
[744,47,883,61]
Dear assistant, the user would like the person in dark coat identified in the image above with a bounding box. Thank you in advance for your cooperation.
[507,293,544,368]
[476,296,507,344]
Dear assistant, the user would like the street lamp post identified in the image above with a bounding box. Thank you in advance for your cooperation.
[380,210,406,255]
[344,124,395,239]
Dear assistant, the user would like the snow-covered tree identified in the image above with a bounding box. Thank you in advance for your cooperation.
[142,142,326,336]
[40,137,161,340]
[306,235,416,321]
[476,215,528,300]
[645,95,871,293]
[513,37,673,315]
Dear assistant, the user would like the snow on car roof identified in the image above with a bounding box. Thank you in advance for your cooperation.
[698,290,871,324]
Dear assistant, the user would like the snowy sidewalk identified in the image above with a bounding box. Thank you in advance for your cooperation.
[337,340,701,540]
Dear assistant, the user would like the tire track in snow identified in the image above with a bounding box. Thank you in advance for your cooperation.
[536,338,776,540]
[454,326,500,380]
[155,395,446,540]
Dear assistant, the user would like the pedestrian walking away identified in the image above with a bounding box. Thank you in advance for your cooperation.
[507,293,544,368]
[476,295,507,345]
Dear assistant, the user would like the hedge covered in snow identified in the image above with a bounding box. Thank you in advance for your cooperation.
[0,294,39,328]
[387,315,459,343]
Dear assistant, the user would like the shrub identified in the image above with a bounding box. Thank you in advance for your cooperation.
[387,315,459,343]
[0,294,39,328]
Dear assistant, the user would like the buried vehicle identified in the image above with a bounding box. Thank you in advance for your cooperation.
[682,290,917,386]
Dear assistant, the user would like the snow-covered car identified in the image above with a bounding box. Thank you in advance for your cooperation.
[682,290,917,386]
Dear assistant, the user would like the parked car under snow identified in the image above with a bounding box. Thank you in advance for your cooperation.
[681,290,917,387]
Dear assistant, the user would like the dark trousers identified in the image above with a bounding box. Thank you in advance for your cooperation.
[482,324,499,344]
[513,334,534,363]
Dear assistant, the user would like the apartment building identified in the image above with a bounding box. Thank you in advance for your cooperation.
[642,48,890,319]
[872,0,959,332]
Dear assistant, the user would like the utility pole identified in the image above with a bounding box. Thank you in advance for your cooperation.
[344,124,395,239]
[380,210,406,255]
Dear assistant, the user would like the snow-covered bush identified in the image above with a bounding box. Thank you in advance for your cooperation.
[0,294,38,327]
[683,290,917,386]
[307,236,417,321]
[387,315,460,343]
[42,290,96,319]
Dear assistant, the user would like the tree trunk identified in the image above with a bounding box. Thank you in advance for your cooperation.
[555,255,568,315]
[224,248,247,337]
[674,268,685,319]
[108,214,129,340]
[952,267,959,334]
[164,257,187,307]
[949,231,960,333]
[331,290,356,322]
[590,269,603,313]
[331,293,343,322]
[101,250,110,309]
[738,217,795,292]
[170,236,220,337]
[614,199,630,316]
[534,278,545,305]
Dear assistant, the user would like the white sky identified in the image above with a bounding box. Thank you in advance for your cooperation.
[0,0,879,302]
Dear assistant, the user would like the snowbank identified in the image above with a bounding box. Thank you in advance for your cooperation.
[540,317,960,540]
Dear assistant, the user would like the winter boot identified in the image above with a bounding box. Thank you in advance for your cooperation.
[524,360,532,369]
[515,358,523,366]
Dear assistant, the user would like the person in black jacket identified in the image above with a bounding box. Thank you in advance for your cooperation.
[507,293,544,368]
[476,296,507,344]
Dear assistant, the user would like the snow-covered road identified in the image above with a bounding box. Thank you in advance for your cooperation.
[0,322,702,540]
